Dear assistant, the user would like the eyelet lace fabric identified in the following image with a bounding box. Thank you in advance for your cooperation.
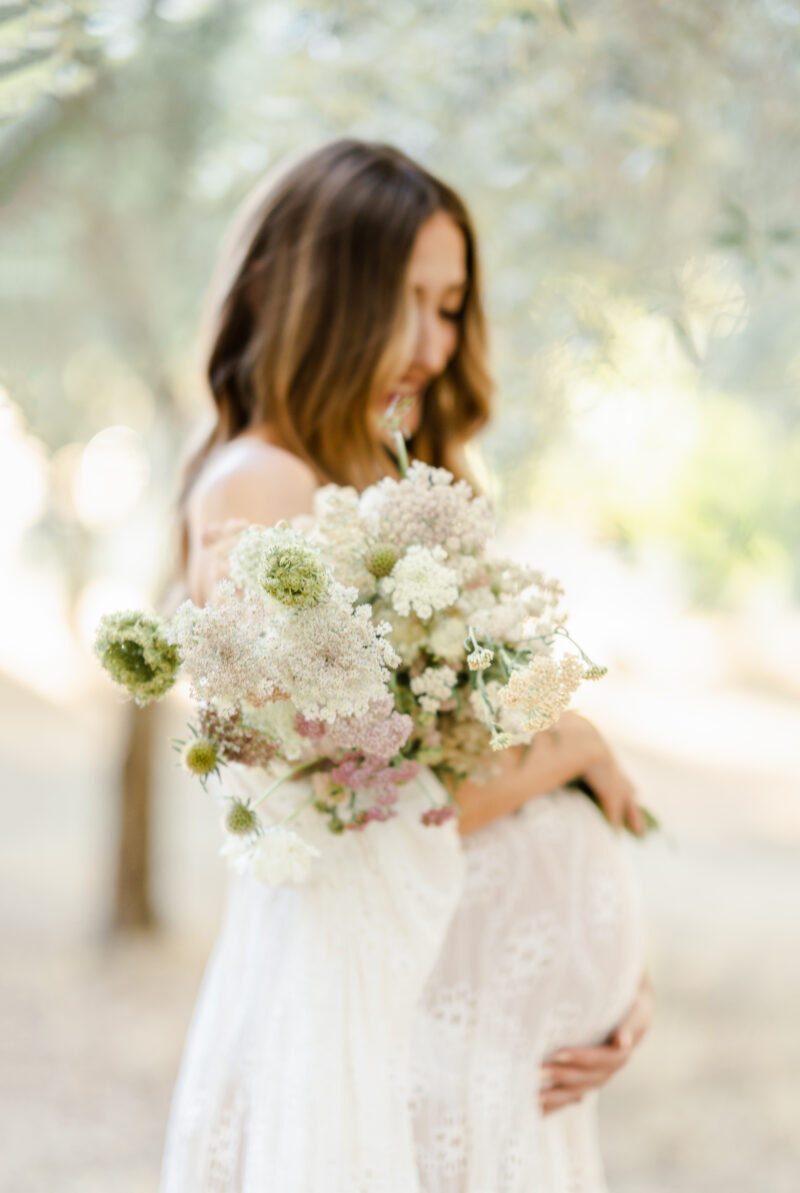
[410,789,645,1193]
[161,776,644,1193]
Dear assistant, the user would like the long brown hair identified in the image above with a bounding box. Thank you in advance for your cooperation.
[177,138,493,567]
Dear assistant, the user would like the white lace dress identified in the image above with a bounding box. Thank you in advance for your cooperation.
[160,769,645,1193]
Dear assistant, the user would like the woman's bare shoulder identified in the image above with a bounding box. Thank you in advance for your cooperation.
[188,435,318,530]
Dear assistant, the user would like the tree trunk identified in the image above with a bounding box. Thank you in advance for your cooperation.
[113,701,157,931]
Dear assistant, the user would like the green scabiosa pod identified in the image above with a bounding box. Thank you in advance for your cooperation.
[225,799,259,835]
[260,535,330,609]
[365,543,398,579]
[181,739,219,776]
[94,610,181,704]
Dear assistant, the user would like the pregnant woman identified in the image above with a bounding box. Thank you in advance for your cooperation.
[161,137,652,1192]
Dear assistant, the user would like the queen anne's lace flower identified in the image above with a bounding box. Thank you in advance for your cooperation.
[261,531,330,608]
[227,525,270,592]
[320,693,413,760]
[270,583,401,724]
[169,583,281,712]
[380,545,460,620]
[94,610,181,704]
[231,525,332,608]
[359,461,495,555]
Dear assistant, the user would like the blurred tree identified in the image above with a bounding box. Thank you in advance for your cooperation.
[2,0,799,927]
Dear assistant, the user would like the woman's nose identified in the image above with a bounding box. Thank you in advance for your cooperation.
[411,310,450,377]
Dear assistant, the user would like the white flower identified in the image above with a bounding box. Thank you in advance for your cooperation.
[358,461,495,555]
[249,828,321,885]
[371,604,428,666]
[228,526,272,592]
[428,614,469,665]
[469,680,531,745]
[307,486,376,595]
[467,646,494,671]
[169,584,282,712]
[380,545,460,620]
[223,826,321,886]
[271,582,399,723]
[411,663,458,714]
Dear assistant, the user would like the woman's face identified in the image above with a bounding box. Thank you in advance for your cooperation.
[373,210,468,442]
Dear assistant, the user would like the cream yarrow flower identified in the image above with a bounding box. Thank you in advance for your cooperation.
[380,544,460,620]
[94,610,181,705]
[500,653,585,732]
[583,663,608,681]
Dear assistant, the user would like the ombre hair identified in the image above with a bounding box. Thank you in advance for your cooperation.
[178,138,494,557]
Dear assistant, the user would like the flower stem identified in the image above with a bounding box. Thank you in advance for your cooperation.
[280,792,317,826]
[475,668,501,735]
[393,429,409,477]
[252,757,322,811]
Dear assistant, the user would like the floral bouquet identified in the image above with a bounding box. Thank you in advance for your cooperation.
[95,440,617,886]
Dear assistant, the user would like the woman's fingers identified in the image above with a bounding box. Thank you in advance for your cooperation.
[538,974,654,1112]
[583,759,628,827]
[625,798,647,836]
[541,1045,629,1090]
[583,756,647,836]
[539,1086,585,1114]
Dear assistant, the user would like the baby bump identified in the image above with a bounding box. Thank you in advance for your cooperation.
[420,788,646,1061]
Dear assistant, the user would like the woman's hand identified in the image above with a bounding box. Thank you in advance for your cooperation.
[538,973,654,1114]
[556,711,646,837]
[456,710,646,837]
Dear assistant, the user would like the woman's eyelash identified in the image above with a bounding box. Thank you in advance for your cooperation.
[439,308,465,323]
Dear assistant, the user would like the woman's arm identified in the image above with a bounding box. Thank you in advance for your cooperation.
[185,438,318,607]
[456,710,645,837]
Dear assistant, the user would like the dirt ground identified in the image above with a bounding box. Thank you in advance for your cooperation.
[3,648,799,1193]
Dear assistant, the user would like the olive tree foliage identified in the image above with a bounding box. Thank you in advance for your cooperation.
[2,0,798,929]
[3,0,800,608]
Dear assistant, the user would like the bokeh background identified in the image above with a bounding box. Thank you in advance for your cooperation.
[2,2,800,1190]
